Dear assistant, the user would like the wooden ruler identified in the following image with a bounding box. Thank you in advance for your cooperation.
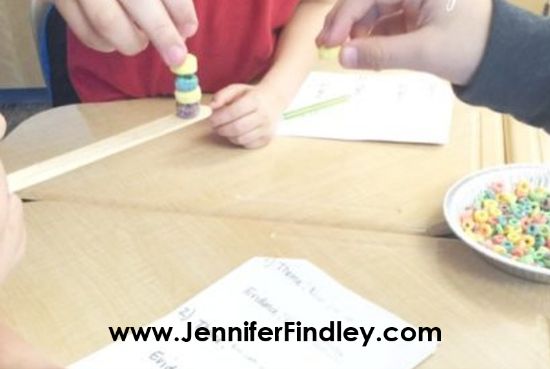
[7,106,212,193]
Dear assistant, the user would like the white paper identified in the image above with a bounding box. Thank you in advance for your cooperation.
[278,71,454,145]
[70,257,437,369]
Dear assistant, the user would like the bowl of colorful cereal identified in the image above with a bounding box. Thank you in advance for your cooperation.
[444,164,550,283]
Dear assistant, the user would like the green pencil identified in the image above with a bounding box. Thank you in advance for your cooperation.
[283,95,351,120]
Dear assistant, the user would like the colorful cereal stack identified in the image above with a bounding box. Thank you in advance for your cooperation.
[171,53,201,119]
[460,180,550,270]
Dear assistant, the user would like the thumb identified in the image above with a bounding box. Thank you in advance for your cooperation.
[210,84,249,110]
[340,29,432,72]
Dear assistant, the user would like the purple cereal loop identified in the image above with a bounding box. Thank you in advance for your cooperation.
[176,103,200,119]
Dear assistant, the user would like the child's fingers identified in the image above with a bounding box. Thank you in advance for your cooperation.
[340,28,431,71]
[210,84,250,109]
[319,0,377,46]
[55,0,114,52]
[119,0,187,66]
[243,136,272,150]
[402,0,424,31]
[215,114,260,138]
[210,95,258,128]
[229,128,268,147]
[161,0,198,38]
[78,0,148,56]
[349,9,378,38]
[369,11,406,36]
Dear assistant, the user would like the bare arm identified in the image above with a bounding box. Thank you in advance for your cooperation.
[209,0,335,149]
[261,0,335,109]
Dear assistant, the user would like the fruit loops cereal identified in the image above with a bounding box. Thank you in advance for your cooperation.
[460,180,550,269]
[318,46,341,61]
[171,54,201,119]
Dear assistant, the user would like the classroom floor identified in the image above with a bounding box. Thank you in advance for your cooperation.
[1,103,49,135]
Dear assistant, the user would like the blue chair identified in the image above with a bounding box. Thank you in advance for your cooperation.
[31,0,53,103]
[31,1,80,106]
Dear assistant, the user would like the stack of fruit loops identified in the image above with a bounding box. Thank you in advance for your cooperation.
[171,53,201,119]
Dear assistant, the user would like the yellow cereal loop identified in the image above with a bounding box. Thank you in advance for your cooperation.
[482,199,498,210]
[507,232,521,245]
[318,46,341,61]
[170,54,198,76]
[175,87,202,105]
[488,207,502,217]
[474,210,489,223]
[497,193,517,204]
[520,235,536,248]
[516,180,530,193]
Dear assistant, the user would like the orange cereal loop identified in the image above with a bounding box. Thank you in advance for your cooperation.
[492,235,505,244]
[478,224,493,238]
[511,247,525,257]
[515,188,528,198]
[532,214,547,224]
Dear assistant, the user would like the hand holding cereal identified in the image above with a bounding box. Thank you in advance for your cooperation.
[317,0,493,85]
[50,0,198,66]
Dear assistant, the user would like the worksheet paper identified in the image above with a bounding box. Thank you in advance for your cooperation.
[278,71,454,144]
[70,258,437,369]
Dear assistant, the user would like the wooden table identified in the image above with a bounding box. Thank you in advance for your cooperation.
[4,69,541,369]
[1,202,548,369]
[1,95,504,235]
[504,116,550,163]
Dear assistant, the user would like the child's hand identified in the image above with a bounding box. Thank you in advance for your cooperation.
[52,0,198,66]
[209,84,285,149]
[317,0,493,85]
[0,114,25,283]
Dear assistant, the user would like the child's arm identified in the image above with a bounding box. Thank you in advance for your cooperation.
[260,0,336,110]
[0,323,61,369]
[209,0,334,149]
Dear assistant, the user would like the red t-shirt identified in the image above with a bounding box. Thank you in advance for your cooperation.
[68,0,300,102]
